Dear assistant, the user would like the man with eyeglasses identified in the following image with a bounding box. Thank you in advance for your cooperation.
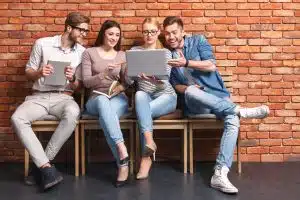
[11,12,90,191]
[163,16,269,194]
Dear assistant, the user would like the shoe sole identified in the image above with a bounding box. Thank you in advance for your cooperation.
[144,146,155,157]
[210,183,238,194]
[43,176,63,191]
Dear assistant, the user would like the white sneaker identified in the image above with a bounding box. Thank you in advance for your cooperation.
[210,166,238,194]
[239,105,270,119]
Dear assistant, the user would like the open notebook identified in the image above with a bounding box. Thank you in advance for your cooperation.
[92,81,121,99]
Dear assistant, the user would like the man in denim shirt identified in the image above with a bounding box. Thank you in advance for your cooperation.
[163,16,270,194]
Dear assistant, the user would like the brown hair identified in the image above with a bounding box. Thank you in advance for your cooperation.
[94,20,122,51]
[64,12,90,31]
[142,17,163,49]
[163,16,184,29]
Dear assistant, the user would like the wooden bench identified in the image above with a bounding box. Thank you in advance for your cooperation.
[187,71,242,174]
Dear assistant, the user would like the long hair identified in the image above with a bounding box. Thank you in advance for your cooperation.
[142,17,163,49]
[94,20,121,51]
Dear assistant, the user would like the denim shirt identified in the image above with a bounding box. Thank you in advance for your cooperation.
[170,35,230,99]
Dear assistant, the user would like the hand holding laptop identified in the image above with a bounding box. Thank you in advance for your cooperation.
[64,66,75,82]
[138,73,164,84]
[40,64,54,77]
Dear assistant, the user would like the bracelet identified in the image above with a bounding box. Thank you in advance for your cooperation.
[184,59,189,68]
[69,75,76,83]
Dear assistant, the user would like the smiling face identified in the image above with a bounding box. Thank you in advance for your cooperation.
[142,22,160,46]
[164,22,184,49]
[103,26,121,49]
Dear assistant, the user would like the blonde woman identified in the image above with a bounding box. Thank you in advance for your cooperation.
[131,18,177,179]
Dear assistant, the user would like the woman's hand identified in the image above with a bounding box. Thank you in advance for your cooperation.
[111,84,125,96]
[138,73,164,84]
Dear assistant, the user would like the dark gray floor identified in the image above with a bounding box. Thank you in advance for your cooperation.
[0,162,299,200]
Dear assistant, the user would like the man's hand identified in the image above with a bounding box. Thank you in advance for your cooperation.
[39,64,54,77]
[64,66,75,81]
[168,51,187,68]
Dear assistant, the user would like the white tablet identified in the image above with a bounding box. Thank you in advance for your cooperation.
[44,60,70,86]
[125,49,168,79]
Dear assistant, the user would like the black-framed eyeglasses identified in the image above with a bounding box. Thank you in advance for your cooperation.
[142,30,159,36]
[70,25,89,35]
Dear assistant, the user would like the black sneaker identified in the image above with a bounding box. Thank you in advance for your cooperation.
[24,165,41,186]
[40,165,63,191]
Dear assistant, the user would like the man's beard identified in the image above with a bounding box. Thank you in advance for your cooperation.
[68,33,83,45]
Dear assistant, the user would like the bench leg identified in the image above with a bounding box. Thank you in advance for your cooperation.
[129,124,134,175]
[183,125,187,174]
[237,133,242,174]
[81,124,86,176]
[189,125,194,174]
[24,149,29,177]
[135,124,140,173]
[75,125,79,177]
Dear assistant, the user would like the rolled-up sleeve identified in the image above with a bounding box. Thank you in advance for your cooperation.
[197,35,216,65]
[26,39,42,71]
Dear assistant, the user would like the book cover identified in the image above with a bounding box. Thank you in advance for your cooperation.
[92,80,121,98]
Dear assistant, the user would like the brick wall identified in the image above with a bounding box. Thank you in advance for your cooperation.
[0,0,300,163]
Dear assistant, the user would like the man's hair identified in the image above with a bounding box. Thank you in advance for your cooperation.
[94,20,122,51]
[64,12,90,31]
[163,16,184,29]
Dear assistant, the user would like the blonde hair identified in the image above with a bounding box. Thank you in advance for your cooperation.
[142,17,163,49]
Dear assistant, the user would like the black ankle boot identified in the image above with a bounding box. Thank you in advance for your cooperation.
[40,165,63,191]
[115,157,129,188]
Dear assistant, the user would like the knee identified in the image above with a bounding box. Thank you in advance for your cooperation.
[95,96,110,109]
[11,111,28,127]
[135,91,148,102]
[185,85,200,100]
[64,103,80,120]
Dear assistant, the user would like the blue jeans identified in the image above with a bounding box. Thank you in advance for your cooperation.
[135,91,177,151]
[85,93,128,165]
[185,85,240,169]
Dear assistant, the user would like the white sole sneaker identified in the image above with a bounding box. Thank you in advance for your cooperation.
[211,182,238,194]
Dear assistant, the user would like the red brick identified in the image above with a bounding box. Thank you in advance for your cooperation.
[250,10,272,17]
[45,10,68,17]
[101,4,124,10]
[124,3,146,10]
[261,154,284,162]
[32,3,56,10]
[259,124,291,131]
[238,3,259,9]
[273,53,295,60]
[241,154,261,162]
[23,24,45,31]
[260,17,282,24]
[227,10,250,17]
[249,67,271,75]
[22,10,44,17]
[136,10,158,17]
[283,31,300,39]
[114,10,135,17]
[147,3,169,9]
[247,146,269,154]
[271,39,292,46]
[251,53,272,60]
[228,53,249,60]
[248,39,270,45]
[238,46,260,53]
[260,3,282,9]
[273,10,294,17]
[283,139,300,146]
[283,46,300,53]
[0,24,22,31]
[270,132,292,139]
[249,82,270,89]
[0,10,21,17]
[247,131,269,139]
[170,3,191,9]
[192,3,214,9]
[182,10,204,17]
[205,10,226,17]
[247,95,268,102]
[270,146,292,154]
[238,60,260,67]
[238,17,260,24]
[214,17,236,24]
[238,75,261,82]
[215,31,237,38]
[275,110,296,116]
[229,24,250,31]
[260,139,282,146]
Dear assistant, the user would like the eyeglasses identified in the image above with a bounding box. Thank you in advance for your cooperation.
[70,25,89,35]
[142,29,159,36]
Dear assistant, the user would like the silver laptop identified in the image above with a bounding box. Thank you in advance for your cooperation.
[126,49,168,79]
[44,60,70,86]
